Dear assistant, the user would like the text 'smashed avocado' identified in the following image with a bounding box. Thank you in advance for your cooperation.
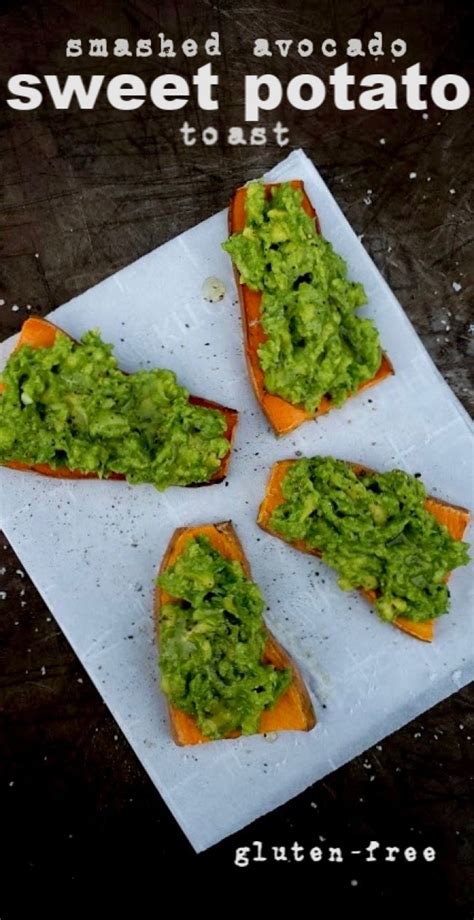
[158,535,291,739]
[224,182,382,412]
[270,457,469,623]
[0,330,230,490]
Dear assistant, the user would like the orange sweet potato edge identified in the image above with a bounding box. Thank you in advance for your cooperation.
[229,180,394,436]
[155,520,316,745]
[0,317,238,484]
[257,460,470,643]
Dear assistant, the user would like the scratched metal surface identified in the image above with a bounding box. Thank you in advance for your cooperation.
[0,0,472,908]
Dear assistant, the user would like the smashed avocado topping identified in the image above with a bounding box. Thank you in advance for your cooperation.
[0,330,230,490]
[158,535,292,739]
[270,457,469,623]
[223,182,382,412]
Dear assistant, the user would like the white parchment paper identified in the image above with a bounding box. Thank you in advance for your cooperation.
[0,150,472,852]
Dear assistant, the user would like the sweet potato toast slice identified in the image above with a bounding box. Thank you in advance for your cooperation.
[258,460,470,642]
[228,180,394,436]
[155,520,316,745]
[0,317,238,485]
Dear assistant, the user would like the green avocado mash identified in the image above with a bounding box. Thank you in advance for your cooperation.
[223,182,382,412]
[270,457,469,623]
[158,535,292,739]
[0,330,230,490]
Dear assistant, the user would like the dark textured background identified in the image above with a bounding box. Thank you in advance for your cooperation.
[0,0,472,911]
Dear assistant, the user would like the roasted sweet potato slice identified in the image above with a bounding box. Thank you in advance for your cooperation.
[155,520,316,745]
[258,460,470,642]
[0,317,238,485]
[228,180,394,436]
